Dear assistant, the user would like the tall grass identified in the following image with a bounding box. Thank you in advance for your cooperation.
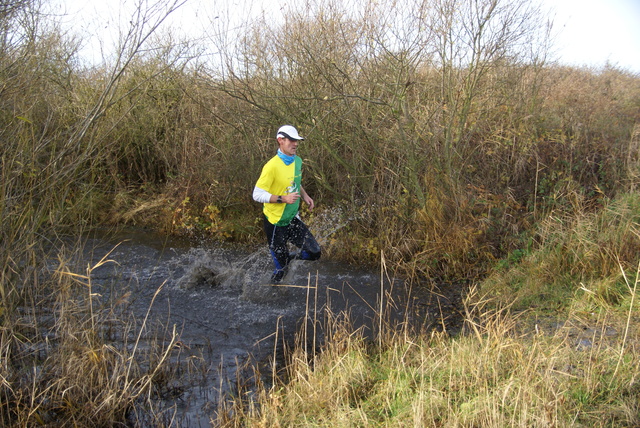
[217,274,639,427]
[481,192,640,311]
[0,243,179,426]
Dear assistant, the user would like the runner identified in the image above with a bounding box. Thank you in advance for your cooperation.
[252,125,321,284]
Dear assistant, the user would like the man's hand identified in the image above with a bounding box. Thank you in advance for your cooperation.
[300,186,314,210]
[282,192,300,204]
[303,194,315,210]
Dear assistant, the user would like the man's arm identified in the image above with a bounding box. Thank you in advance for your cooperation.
[252,186,272,204]
[253,186,300,204]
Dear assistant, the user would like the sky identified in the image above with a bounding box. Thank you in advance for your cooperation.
[542,0,640,72]
[53,0,640,73]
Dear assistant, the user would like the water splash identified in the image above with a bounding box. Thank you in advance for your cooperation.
[307,204,354,246]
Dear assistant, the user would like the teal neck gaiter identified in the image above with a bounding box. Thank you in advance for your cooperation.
[277,149,296,166]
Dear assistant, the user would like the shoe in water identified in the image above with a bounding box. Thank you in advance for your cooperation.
[270,269,287,284]
[289,250,312,261]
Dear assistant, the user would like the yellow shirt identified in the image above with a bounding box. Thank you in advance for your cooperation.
[255,155,302,226]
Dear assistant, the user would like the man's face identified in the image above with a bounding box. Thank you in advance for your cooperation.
[278,136,300,156]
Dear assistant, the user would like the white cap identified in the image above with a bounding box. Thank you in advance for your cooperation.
[276,125,304,141]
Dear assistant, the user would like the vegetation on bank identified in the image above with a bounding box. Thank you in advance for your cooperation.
[215,193,640,426]
[1,0,639,425]
[220,302,639,426]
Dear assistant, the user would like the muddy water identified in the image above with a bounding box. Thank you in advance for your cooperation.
[80,228,463,427]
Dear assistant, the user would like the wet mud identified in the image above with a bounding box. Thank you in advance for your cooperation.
[78,228,465,426]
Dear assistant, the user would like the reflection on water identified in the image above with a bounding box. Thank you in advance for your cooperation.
[79,228,449,427]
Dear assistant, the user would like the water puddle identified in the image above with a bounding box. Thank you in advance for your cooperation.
[75,228,456,426]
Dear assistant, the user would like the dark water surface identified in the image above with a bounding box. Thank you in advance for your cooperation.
[78,228,462,426]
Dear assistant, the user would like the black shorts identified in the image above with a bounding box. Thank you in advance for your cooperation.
[263,215,321,272]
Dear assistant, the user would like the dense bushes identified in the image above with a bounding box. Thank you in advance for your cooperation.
[2,0,639,279]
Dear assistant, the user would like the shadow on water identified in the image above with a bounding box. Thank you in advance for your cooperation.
[78,227,465,427]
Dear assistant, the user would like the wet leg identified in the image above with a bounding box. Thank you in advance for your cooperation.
[289,217,321,261]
